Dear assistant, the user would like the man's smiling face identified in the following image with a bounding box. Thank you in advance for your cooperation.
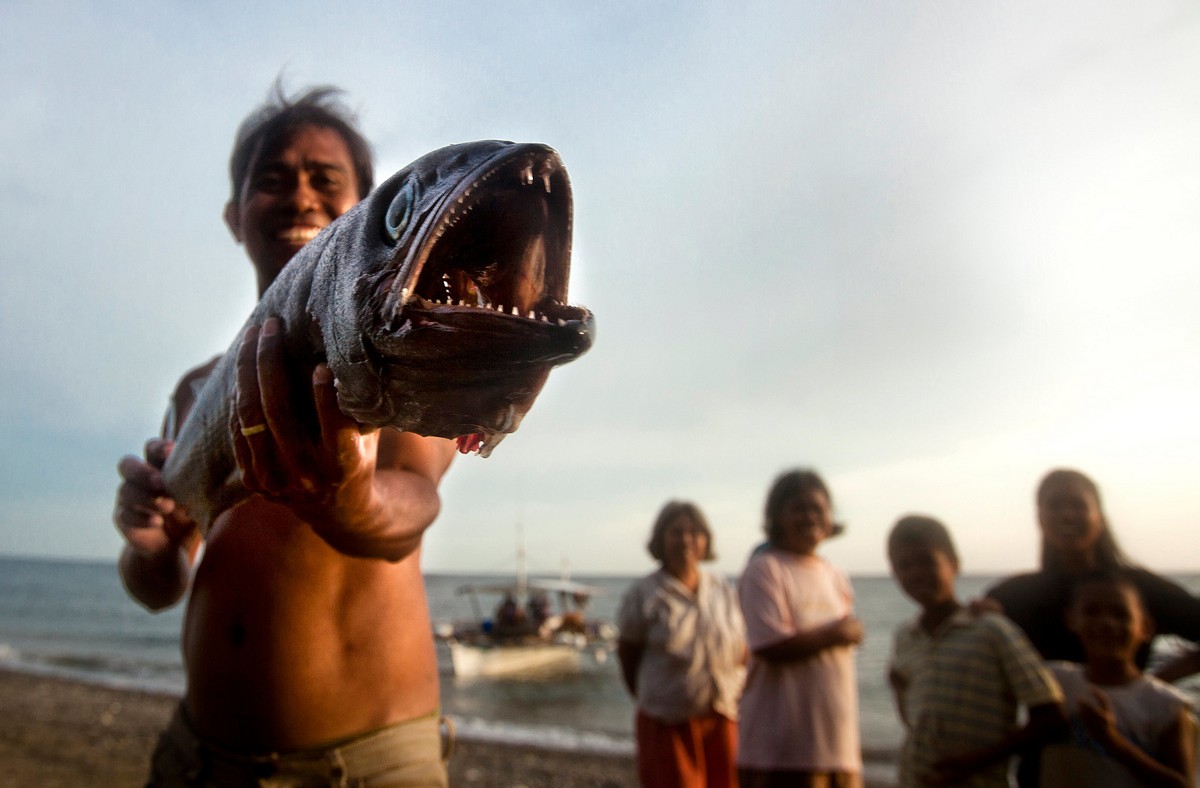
[224,124,360,290]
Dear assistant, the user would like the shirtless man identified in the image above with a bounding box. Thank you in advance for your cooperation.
[113,86,456,786]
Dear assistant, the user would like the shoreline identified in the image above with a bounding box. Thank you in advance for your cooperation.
[0,667,894,786]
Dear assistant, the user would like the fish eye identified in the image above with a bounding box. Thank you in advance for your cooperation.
[384,180,418,242]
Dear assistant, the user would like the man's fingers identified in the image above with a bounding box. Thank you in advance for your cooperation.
[257,317,298,449]
[144,439,173,469]
[254,317,305,491]
[312,363,359,477]
[117,455,163,493]
[234,322,280,491]
[231,406,258,491]
[233,318,363,504]
[114,483,168,534]
[235,324,267,434]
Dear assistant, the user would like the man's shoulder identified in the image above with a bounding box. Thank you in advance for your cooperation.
[175,355,222,394]
[163,355,222,438]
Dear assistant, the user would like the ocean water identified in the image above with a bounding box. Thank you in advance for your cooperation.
[2,557,1198,782]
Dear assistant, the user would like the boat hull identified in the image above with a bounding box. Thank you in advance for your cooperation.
[447,640,582,678]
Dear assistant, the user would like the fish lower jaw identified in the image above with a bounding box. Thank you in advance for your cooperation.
[419,296,574,326]
[391,284,585,327]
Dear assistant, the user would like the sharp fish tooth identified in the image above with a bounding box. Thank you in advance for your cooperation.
[542,174,551,193]
[527,310,536,319]
[511,306,519,315]
[521,165,534,186]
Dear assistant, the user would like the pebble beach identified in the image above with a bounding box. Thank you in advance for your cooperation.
[0,668,908,787]
[0,668,637,788]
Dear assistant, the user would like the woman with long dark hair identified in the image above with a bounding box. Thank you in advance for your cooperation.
[987,468,1200,673]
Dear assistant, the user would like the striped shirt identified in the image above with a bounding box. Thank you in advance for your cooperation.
[890,609,1062,787]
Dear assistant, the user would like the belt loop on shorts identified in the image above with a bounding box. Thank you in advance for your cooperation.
[439,716,456,763]
[329,747,349,788]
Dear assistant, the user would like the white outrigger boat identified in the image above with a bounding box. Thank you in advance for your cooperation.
[435,576,618,679]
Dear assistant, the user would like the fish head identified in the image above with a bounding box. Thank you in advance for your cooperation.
[322,141,593,456]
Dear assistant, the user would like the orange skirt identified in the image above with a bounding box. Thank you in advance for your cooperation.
[636,709,738,788]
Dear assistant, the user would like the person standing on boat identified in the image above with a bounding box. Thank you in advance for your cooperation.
[617,500,748,788]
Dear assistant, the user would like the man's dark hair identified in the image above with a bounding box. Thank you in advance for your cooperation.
[228,81,374,204]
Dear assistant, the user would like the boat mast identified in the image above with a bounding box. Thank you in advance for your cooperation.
[516,519,527,603]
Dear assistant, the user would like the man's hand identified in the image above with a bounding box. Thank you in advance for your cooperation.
[231,317,381,523]
[114,439,195,556]
[114,438,198,610]
[229,316,456,560]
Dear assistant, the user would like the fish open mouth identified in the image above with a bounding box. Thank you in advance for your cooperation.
[364,143,594,455]
[384,144,591,341]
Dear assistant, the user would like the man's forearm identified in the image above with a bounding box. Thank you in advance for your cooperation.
[310,471,442,562]
[119,544,191,611]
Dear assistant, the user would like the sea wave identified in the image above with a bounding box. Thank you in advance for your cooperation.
[451,714,634,756]
[0,641,184,696]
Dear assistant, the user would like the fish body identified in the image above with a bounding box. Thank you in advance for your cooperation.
[161,140,593,531]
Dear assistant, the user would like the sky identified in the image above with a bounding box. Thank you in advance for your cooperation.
[2,1,1199,578]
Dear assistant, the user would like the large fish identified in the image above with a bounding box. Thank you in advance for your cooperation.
[161,140,593,531]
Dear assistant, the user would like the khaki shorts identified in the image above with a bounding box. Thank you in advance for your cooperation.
[146,703,452,787]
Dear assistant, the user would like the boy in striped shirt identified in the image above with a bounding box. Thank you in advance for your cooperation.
[887,515,1064,787]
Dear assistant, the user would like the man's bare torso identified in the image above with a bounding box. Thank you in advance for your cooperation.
[169,361,442,751]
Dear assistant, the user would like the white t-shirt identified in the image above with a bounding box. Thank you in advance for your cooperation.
[1039,661,1195,788]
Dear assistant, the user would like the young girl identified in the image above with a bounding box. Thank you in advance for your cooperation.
[737,469,864,788]
[1040,572,1196,788]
